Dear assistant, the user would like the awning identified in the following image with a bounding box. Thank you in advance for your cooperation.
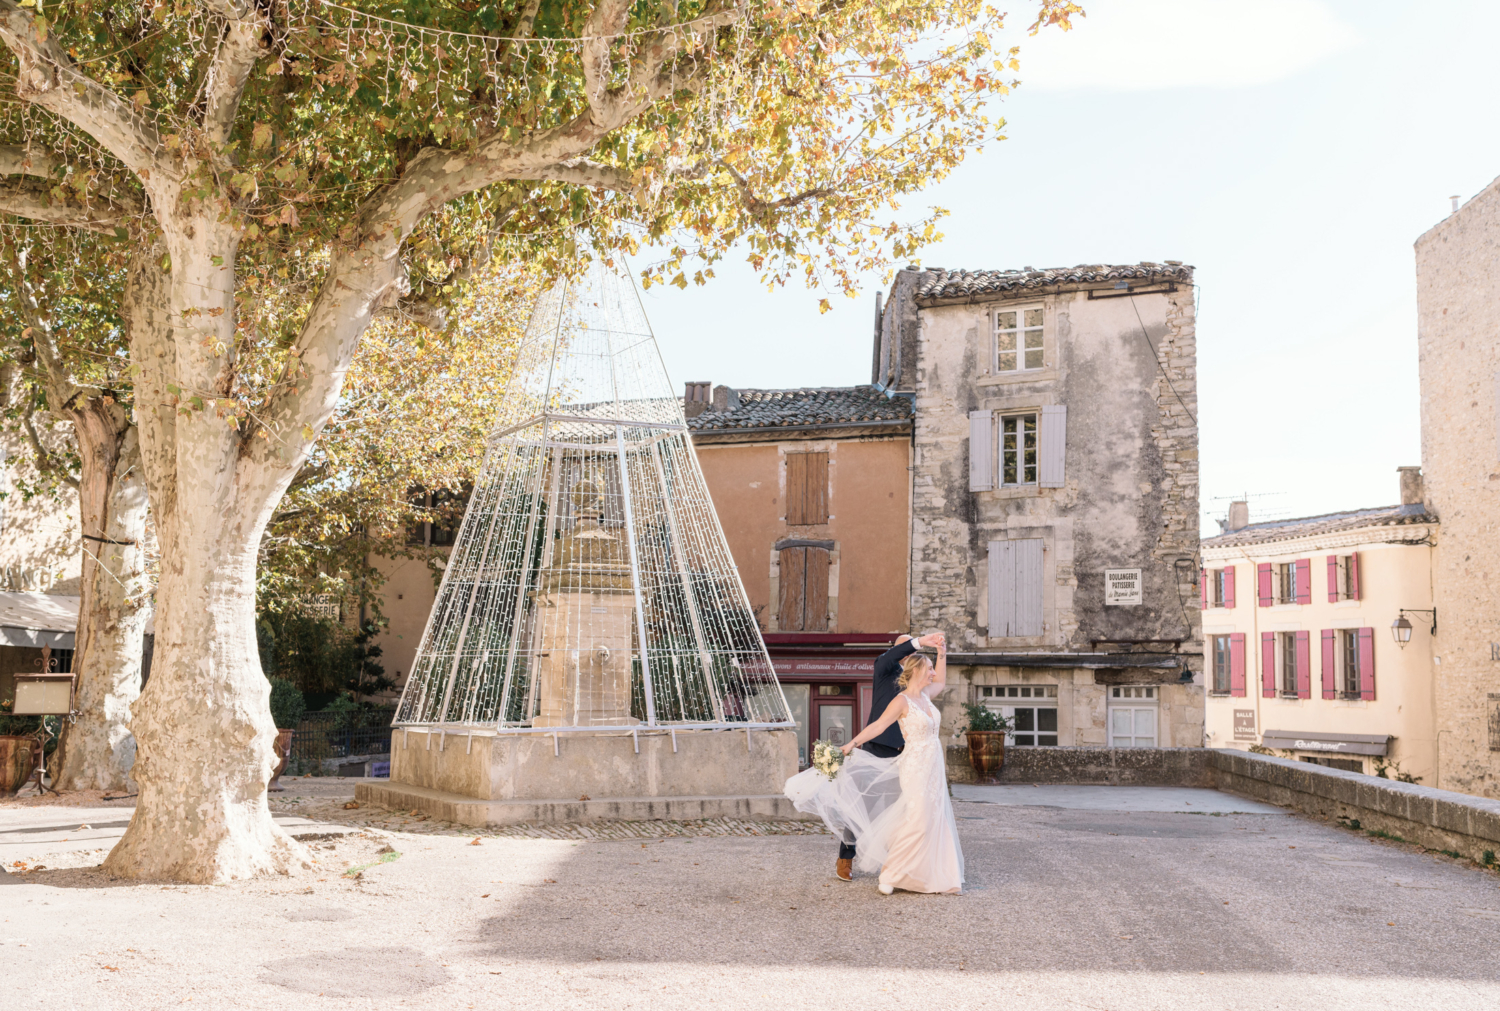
[1260,729,1392,757]
[0,590,80,649]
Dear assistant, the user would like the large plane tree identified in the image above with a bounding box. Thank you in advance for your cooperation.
[0,0,1079,882]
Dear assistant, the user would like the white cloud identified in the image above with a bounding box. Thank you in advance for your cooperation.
[1014,0,1361,90]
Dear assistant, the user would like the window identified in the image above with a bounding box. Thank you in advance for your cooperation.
[777,544,830,631]
[1202,566,1236,609]
[1277,563,1298,605]
[987,538,1044,637]
[429,487,468,547]
[1212,634,1232,693]
[1259,559,1311,606]
[979,685,1058,746]
[1279,631,1299,695]
[1108,686,1158,747]
[785,452,829,526]
[1321,627,1375,701]
[1000,414,1038,486]
[1326,553,1361,602]
[1340,630,1361,698]
[994,306,1044,372]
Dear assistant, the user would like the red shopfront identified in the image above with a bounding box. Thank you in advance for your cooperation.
[765,633,896,769]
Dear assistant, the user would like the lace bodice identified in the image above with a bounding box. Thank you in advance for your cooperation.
[896,695,941,748]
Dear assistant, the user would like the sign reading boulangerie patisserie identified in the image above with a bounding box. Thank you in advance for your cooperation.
[1104,568,1142,606]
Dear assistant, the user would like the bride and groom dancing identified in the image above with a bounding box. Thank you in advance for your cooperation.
[784,632,964,895]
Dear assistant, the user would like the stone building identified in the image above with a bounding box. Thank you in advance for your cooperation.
[1200,476,1437,783]
[1415,175,1500,797]
[876,263,1203,751]
[686,384,913,768]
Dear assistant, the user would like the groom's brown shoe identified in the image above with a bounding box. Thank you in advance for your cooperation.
[835,858,853,882]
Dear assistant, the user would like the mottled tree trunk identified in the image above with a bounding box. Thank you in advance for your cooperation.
[52,402,149,792]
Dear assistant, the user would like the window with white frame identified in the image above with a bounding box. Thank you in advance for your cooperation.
[1108,686,1158,747]
[994,306,1044,373]
[1339,629,1361,698]
[1330,554,1361,602]
[1277,562,1299,604]
[1212,634,1232,693]
[1279,631,1299,695]
[1000,414,1038,486]
[979,684,1058,746]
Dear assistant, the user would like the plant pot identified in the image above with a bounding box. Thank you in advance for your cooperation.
[965,730,1005,778]
[0,734,41,797]
[268,728,295,791]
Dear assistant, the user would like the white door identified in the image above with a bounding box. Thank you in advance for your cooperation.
[1109,706,1157,747]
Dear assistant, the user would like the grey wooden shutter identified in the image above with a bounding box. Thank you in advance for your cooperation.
[988,538,1044,637]
[969,409,993,492]
[1038,404,1066,488]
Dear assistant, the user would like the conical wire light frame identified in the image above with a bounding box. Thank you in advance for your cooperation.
[395,262,794,735]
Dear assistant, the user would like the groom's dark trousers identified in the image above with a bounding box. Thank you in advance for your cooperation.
[838,638,917,862]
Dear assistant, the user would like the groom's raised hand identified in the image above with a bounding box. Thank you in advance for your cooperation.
[919,632,946,650]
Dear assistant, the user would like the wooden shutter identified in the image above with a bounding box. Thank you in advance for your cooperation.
[1038,404,1066,488]
[803,547,830,632]
[1200,569,1209,610]
[969,410,993,492]
[1326,555,1340,603]
[1257,563,1274,607]
[1223,565,1236,609]
[1294,630,1311,698]
[1229,632,1246,697]
[1295,559,1312,605]
[1348,552,1360,601]
[785,453,828,525]
[778,547,807,631]
[1358,627,1376,700]
[1261,631,1276,698]
[988,538,1043,637]
[1320,629,1337,699]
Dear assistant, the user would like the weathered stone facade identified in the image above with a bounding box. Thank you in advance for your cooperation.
[1415,175,1500,797]
[878,264,1203,748]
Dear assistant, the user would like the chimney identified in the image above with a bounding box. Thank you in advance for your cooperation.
[683,381,711,418]
[1398,466,1424,514]
[1225,500,1249,533]
[711,385,740,412]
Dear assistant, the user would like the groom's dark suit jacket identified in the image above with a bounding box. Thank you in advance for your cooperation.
[862,638,918,758]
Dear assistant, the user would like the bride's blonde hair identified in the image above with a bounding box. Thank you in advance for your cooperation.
[898,653,932,689]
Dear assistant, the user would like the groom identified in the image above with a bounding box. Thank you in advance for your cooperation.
[835,629,946,882]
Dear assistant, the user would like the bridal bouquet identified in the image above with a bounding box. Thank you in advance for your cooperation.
[811,740,846,781]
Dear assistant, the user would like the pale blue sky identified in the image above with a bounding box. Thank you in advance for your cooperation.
[639,0,1500,535]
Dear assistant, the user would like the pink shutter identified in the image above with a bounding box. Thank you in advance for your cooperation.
[1257,563,1274,607]
[1223,566,1236,609]
[1294,631,1311,698]
[1358,627,1376,700]
[1229,633,1246,697]
[1326,555,1339,602]
[1348,553,1361,601]
[1201,568,1209,610]
[1320,630,1336,699]
[1295,558,1312,605]
[1261,632,1277,698]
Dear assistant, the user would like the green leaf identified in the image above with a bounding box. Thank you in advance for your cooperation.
[301,424,315,441]
[211,255,224,267]
[159,252,171,273]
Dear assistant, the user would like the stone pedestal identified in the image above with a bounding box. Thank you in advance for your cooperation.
[358,727,808,826]
[532,591,637,727]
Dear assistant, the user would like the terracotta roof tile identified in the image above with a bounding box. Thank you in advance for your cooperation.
[687,386,912,432]
[914,262,1194,302]
[1204,505,1435,549]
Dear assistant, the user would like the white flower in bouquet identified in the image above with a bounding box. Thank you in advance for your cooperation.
[811,740,846,781]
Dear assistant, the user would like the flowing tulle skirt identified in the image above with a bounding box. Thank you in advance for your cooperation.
[785,745,964,894]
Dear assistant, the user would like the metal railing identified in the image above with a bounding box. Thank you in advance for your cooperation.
[288,708,396,761]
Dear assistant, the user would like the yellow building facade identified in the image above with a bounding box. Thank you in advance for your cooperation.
[1202,478,1437,784]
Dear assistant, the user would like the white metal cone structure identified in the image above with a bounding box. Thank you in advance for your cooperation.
[395,261,793,740]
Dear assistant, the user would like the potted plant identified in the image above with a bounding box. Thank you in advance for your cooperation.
[958,702,1012,778]
[268,678,306,791]
[0,698,43,796]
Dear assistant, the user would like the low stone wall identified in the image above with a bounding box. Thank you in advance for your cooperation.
[1209,749,1500,865]
[943,743,1500,866]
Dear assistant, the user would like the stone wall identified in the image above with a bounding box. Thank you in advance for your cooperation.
[1414,174,1500,797]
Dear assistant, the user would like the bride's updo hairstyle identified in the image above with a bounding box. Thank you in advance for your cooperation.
[898,653,932,689]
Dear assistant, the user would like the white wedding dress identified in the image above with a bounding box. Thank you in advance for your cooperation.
[785,692,964,894]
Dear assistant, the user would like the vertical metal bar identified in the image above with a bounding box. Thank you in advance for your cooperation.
[616,425,658,726]
[649,438,724,722]
[494,422,552,728]
[522,444,565,725]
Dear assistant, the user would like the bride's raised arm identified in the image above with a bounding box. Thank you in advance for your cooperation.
[840,694,909,755]
[923,634,948,698]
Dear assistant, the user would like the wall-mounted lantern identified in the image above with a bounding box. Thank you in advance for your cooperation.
[1391,608,1437,648]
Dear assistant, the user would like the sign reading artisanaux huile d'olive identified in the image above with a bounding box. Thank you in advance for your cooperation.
[1104,568,1142,606]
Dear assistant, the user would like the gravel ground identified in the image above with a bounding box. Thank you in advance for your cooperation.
[4,781,1500,1010]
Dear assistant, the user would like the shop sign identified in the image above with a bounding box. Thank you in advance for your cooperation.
[1232,709,1256,741]
[772,657,874,677]
[1105,568,1142,606]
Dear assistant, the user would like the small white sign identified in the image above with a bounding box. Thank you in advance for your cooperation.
[1105,568,1142,606]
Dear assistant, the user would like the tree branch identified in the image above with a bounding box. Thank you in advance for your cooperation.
[23,408,79,490]
[199,1,272,146]
[0,177,137,230]
[0,144,61,179]
[0,1,169,180]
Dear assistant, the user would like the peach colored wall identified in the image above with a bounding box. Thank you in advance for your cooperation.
[372,555,441,695]
[694,436,911,633]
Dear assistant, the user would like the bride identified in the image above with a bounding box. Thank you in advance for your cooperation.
[785,644,964,895]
